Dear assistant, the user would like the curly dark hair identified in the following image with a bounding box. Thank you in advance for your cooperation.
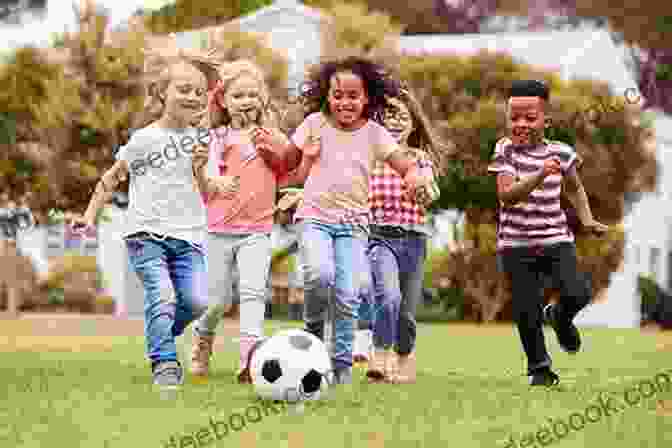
[300,56,402,121]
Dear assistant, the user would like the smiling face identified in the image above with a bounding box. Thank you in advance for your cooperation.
[327,71,369,129]
[383,97,414,145]
[507,96,546,146]
[162,63,207,127]
[220,75,263,129]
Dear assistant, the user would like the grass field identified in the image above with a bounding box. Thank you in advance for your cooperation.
[0,318,670,448]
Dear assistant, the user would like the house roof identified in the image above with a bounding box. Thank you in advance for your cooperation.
[227,0,325,28]
[399,28,639,97]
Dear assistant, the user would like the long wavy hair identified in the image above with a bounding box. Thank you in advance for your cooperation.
[300,56,402,122]
[386,85,455,176]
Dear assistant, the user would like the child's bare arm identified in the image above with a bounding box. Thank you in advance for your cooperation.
[385,150,426,195]
[253,128,302,173]
[192,145,240,200]
[563,166,608,234]
[76,160,129,227]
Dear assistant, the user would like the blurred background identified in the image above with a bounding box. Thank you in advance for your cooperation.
[0,0,670,330]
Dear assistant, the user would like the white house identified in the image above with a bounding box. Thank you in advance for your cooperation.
[172,0,324,93]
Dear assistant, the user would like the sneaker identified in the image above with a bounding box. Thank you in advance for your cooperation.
[190,333,215,376]
[543,304,581,353]
[153,360,183,389]
[529,367,560,387]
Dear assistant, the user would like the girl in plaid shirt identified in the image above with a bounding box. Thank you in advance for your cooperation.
[364,87,450,383]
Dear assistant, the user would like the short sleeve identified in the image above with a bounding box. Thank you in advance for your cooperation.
[487,138,516,176]
[372,125,400,162]
[115,132,140,162]
[291,113,316,150]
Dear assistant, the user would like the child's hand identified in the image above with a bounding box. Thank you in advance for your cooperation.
[252,127,287,151]
[542,157,562,177]
[303,136,321,159]
[211,175,240,197]
[70,215,94,235]
[583,219,609,236]
[192,145,209,173]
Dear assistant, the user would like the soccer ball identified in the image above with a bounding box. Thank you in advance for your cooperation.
[250,329,332,402]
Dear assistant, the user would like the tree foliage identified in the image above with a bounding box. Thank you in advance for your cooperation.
[0,6,146,221]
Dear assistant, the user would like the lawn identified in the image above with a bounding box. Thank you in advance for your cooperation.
[0,318,670,448]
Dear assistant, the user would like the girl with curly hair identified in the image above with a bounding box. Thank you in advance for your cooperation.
[252,56,431,384]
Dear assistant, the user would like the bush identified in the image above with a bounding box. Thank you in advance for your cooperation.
[35,254,105,313]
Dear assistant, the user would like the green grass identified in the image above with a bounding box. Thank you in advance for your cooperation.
[0,321,670,448]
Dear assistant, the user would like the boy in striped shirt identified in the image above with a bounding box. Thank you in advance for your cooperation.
[488,80,608,386]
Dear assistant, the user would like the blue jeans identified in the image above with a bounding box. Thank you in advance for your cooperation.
[125,235,208,365]
[369,231,426,355]
[299,219,369,370]
[356,253,375,330]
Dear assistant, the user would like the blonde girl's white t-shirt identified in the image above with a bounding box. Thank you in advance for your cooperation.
[115,123,209,244]
[292,112,400,224]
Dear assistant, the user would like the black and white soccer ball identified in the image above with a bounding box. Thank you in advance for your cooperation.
[250,329,332,402]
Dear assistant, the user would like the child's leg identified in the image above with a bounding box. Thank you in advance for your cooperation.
[188,234,235,375]
[500,248,552,375]
[236,233,272,381]
[167,239,209,336]
[396,234,427,383]
[332,225,369,383]
[368,239,402,381]
[192,234,236,336]
[545,242,591,353]
[126,237,179,366]
[299,220,334,341]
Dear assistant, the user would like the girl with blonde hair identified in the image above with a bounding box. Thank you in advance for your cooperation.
[72,56,236,391]
[190,59,296,383]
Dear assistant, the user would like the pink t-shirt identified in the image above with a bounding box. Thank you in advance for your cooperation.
[205,126,278,234]
[292,112,400,224]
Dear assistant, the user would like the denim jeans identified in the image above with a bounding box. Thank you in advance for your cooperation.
[194,233,271,339]
[369,231,427,355]
[125,235,208,365]
[299,219,369,370]
[356,253,374,330]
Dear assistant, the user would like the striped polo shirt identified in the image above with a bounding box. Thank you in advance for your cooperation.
[487,137,578,250]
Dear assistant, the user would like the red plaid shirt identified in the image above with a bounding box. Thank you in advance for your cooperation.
[369,152,433,227]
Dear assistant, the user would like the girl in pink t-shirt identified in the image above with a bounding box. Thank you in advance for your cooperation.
[252,56,430,384]
[190,60,290,383]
